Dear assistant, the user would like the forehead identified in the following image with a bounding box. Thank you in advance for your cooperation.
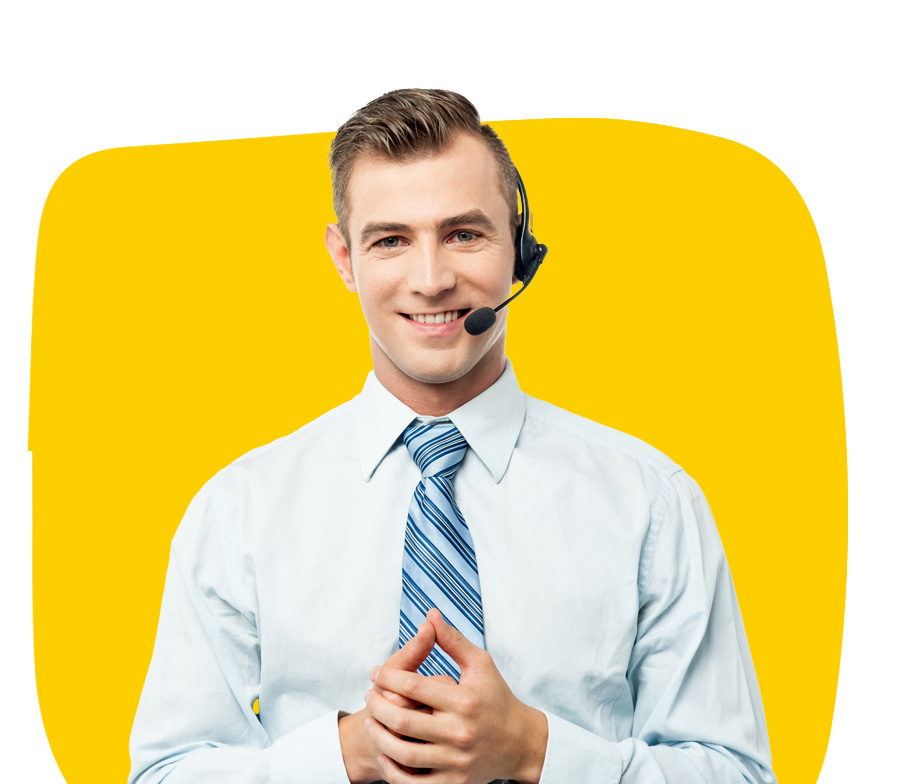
[347,134,512,234]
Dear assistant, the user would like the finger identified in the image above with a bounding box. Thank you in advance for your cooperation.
[397,674,457,713]
[377,753,431,784]
[377,687,423,710]
[372,665,455,712]
[365,687,439,741]
[384,621,436,673]
[365,717,443,771]
[427,608,486,672]
[370,622,437,710]
[379,672,457,711]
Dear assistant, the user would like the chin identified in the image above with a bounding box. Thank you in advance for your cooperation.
[402,363,475,386]
[371,332,505,392]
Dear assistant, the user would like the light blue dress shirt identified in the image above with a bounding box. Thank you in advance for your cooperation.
[129,362,775,784]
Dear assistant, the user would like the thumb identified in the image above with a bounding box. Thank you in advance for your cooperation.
[427,608,482,670]
[384,620,435,672]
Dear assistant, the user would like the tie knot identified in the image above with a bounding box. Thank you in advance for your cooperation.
[403,421,468,479]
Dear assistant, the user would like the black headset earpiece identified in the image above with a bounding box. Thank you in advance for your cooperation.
[513,169,549,284]
[464,168,549,336]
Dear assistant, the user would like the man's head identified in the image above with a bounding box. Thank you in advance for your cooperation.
[325,89,523,414]
[329,89,518,251]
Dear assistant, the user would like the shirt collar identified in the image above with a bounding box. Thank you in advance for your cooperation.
[353,360,526,484]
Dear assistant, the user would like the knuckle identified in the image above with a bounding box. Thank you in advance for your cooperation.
[391,713,411,735]
[400,746,421,768]
[455,693,479,717]
[452,763,474,784]
[402,675,421,697]
[387,692,413,709]
[451,723,477,750]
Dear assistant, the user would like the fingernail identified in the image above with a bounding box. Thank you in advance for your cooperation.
[364,718,371,733]
[370,666,380,682]
[364,690,371,704]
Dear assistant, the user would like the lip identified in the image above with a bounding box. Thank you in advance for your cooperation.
[400,309,470,336]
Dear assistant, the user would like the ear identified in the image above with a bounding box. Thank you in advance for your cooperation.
[325,223,357,292]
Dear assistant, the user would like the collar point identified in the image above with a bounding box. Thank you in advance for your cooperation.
[489,464,509,484]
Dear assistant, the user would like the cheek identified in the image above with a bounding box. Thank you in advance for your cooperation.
[488,266,516,298]
[466,252,514,292]
[355,267,401,310]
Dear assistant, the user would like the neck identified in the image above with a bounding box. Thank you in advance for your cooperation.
[370,342,506,417]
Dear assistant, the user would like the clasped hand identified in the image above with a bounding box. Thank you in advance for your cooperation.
[363,608,547,784]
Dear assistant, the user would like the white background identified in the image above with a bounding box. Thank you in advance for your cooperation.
[2,1,917,780]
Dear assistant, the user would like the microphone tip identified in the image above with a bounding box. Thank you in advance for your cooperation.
[464,307,497,335]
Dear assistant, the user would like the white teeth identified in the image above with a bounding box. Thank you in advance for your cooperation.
[410,310,459,324]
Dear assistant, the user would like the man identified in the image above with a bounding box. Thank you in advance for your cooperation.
[129,89,776,784]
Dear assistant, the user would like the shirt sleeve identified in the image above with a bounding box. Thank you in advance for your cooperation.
[128,482,353,784]
[538,470,776,784]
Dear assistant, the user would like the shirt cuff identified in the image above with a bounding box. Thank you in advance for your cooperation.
[539,712,625,784]
[270,709,351,784]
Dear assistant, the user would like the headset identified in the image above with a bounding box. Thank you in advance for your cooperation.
[464,168,549,335]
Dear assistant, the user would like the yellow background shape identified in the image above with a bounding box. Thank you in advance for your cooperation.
[30,119,845,784]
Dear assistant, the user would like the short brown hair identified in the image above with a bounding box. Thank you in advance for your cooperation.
[329,88,518,248]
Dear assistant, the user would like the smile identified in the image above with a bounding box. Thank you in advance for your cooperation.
[405,310,469,324]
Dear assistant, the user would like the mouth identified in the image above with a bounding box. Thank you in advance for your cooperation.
[402,309,470,325]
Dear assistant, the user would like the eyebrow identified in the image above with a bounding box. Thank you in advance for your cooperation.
[358,210,499,247]
[438,210,498,233]
[359,222,411,246]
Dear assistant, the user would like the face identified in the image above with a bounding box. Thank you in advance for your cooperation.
[326,133,517,411]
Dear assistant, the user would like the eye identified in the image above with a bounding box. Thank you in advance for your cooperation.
[375,236,404,249]
[451,230,479,244]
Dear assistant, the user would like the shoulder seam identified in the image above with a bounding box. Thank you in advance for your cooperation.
[523,395,681,475]
[637,467,685,603]
[208,486,252,622]
[215,400,355,475]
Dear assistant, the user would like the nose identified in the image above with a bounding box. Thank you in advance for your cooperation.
[407,240,456,298]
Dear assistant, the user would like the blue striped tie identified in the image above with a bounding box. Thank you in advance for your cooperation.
[399,420,483,682]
